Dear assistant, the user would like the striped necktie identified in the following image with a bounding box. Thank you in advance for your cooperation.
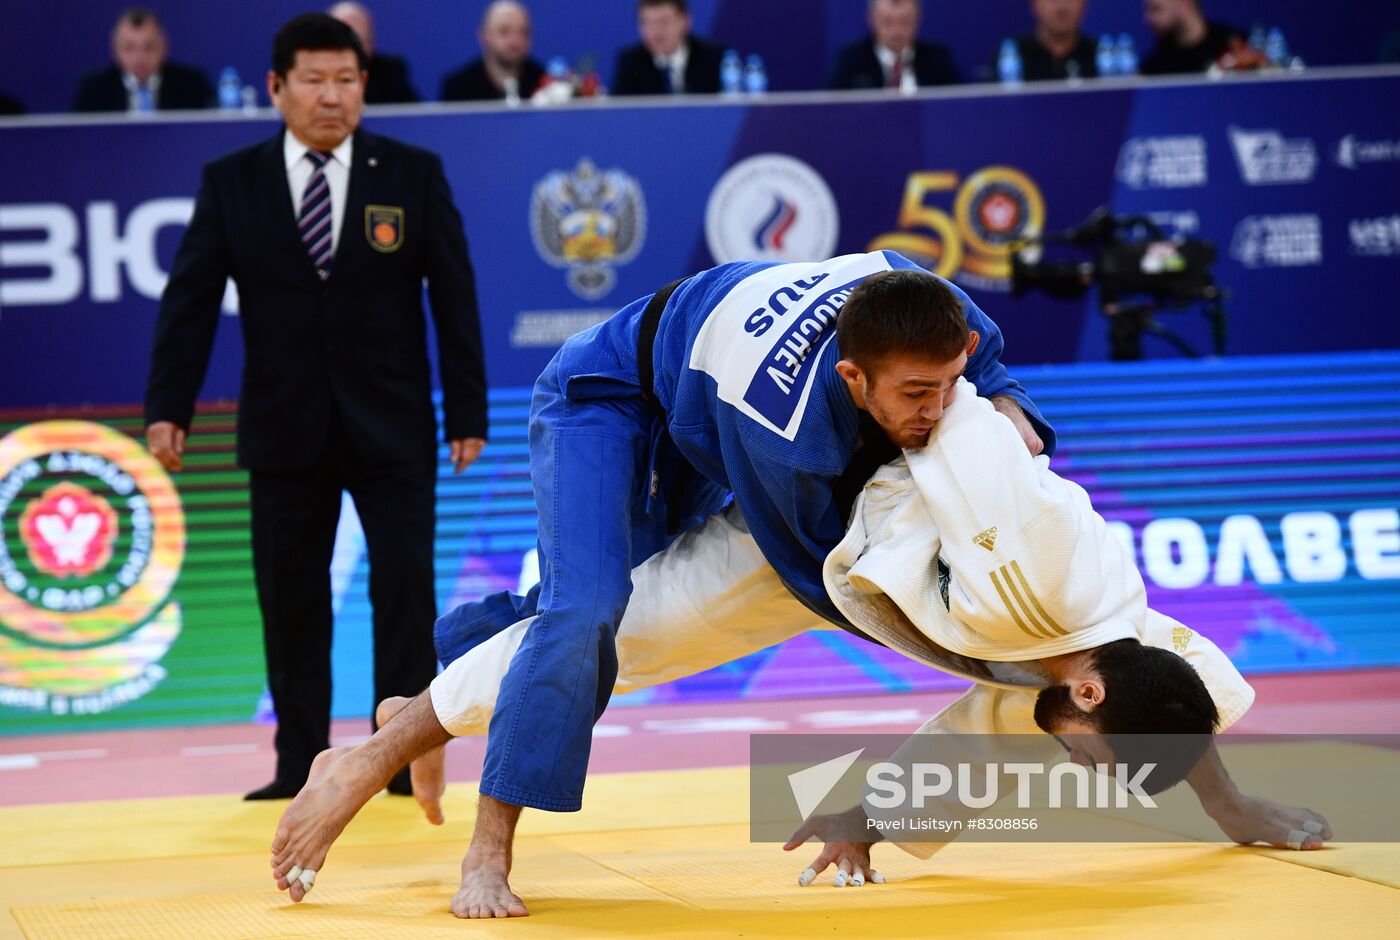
[298,150,334,279]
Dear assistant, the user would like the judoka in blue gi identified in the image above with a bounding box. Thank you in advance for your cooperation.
[268,250,1053,913]
[269,251,1331,915]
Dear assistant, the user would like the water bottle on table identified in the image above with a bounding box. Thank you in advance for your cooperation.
[1114,34,1138,75]
[1096,35,1116,77]
[1264,28,1289,67]
[743,54,767,95]
[218,67,242,111]
[720,49,742,95]
[997,39,1022,86]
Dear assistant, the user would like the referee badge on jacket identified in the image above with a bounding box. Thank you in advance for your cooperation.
[366,205,405,252]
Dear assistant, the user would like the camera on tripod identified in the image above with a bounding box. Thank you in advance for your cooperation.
[1010,207,1227,360]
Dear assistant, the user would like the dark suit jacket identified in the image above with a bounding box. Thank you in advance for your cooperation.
[365,53,421,105]
[828,36,959,89]
[1000,33,1099,82]
[72,63,213,112]
[441,58,546,101]
[611,35,726,95]
[146,129,488,470]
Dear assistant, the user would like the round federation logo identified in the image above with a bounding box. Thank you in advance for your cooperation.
[953,166,1044,280]
[0,421,186,716]
[705,154,840,265]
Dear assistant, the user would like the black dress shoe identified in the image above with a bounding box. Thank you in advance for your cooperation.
[386,766,413,796]
[244,779,303,800]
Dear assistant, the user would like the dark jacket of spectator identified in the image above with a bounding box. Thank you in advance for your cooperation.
[612,35,725,95]
[72,62,213,112]
[364,52,420,104]
[441,57,546,101]
[828,35,959,89]
[998,33,1099,81]
[1141,21,1241,75]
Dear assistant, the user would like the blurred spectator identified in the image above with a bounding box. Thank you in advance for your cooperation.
[1140,0,1241,75]
[329,2,420,103]
[72,7,212,112]
[829,0,959,91]
[994,0,1098,82]
[441,0,545,102]
[612,0,724,96]
[0,92,22,115]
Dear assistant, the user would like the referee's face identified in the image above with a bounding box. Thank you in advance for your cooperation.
[270,49,366,152]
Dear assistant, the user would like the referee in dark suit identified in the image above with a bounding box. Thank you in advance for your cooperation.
[145,13,487,800]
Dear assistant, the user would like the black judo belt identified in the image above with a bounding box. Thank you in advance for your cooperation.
[637,276,690,410]
[637,276,693,532]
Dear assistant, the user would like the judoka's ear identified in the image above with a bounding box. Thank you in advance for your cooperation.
[966,331,981,359]
[835,359,867,407]
[1070,677,1107,713]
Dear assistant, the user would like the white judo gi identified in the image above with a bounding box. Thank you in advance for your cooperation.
[429,378,1254,846]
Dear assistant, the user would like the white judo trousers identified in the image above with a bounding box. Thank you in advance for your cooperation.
[429,379,1253,789]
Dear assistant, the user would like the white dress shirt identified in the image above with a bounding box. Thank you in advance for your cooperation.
[653,43,690,92]
[283,132,353,256]
[121,71,162,111]
[874,43,918,93]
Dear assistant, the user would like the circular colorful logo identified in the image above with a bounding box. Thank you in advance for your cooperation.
[705,154,840,265]
[0,421,185,715]
[954,166,1044,279]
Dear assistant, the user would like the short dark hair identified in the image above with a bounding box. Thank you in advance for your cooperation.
[272,13,367,78]
[836,269,970,371]
[1034,639,1220,794]
[115,7,161,32]
[639,0,689,13]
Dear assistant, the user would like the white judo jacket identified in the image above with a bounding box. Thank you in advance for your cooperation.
[822,379,1255,855]
[823,377,1255,730]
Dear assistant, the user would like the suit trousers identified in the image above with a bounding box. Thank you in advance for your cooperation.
[248,410,437,784]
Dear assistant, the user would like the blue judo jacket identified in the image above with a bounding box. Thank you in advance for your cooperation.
[556,250,1053,627]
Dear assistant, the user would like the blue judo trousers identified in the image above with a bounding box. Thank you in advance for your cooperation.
[434,252,1054,812]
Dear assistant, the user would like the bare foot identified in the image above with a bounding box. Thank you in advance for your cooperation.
[450,854,528,918]
[376,695,446,825]
[270,747,376,902]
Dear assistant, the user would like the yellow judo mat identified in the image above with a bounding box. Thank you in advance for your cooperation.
[4,765,1398,939]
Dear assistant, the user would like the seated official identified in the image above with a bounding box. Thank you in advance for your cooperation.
[73,7,212,112]
[1141,0,1242,75]
[441,0,545,103]
[990,0,1099,81]
[611,0,725,96]
[829,0,959,91]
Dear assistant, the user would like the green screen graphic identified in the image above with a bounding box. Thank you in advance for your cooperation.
[0,405,263,735]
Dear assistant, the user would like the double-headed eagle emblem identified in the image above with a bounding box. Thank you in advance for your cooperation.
[530,158,647,300]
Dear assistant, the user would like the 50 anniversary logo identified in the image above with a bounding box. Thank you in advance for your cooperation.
[0,421,185,716]
[867,166,1045,292]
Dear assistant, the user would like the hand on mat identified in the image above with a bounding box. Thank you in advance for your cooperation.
[146,421,186,472]
[1210,793,1332,850]
[784,808,883,887]
[449,437,486,474]
[990,395,1043,456]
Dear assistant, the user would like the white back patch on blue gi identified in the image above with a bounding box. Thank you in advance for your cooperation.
[688,252,893,440]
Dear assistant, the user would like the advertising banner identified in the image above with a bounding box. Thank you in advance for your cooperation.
[2,74,1396,731]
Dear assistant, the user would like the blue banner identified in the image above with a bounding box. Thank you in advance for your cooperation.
[3,71,1398,410]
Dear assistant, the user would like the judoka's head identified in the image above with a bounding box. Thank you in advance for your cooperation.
[836,270,980,449]
[1034,639,1219,793]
